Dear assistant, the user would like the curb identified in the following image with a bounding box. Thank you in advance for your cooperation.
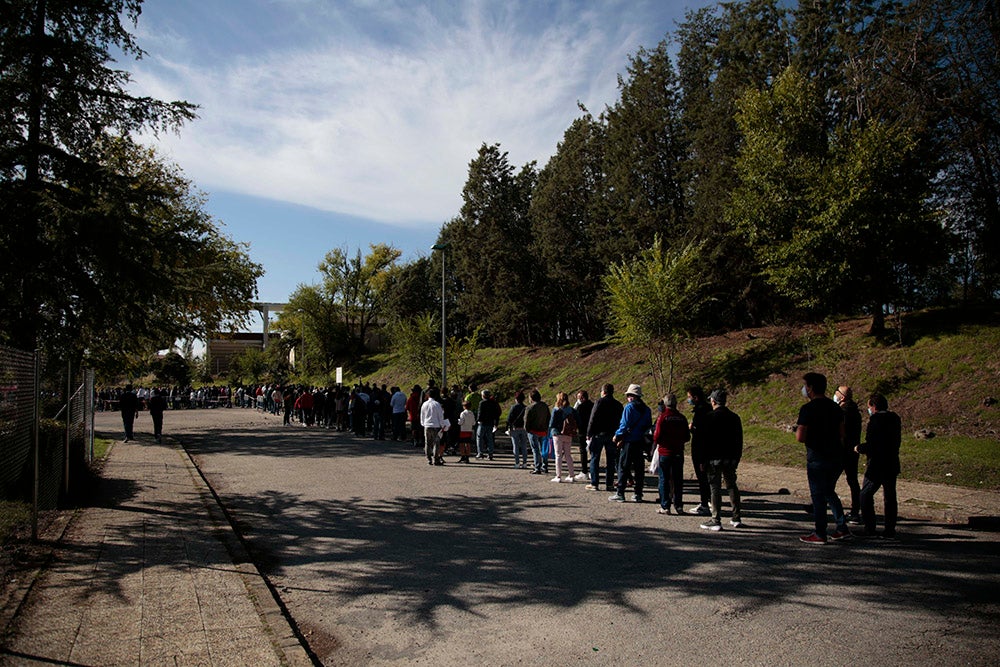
[175,439,318,667]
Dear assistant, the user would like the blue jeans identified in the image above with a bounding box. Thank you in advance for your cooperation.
[590,435,618,491]
[807,458,846,537]
[861,470,897,536]
[392,412,406,440]
[477,424,495,456]
[528,433,547,472]
[658,454,684,510]
[589,435,616,489]
[615,440,646,499]
[510,429,529,467]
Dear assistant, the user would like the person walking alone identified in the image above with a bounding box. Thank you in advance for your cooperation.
[148,388,167,443]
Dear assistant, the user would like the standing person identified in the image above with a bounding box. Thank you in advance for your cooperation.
[698,390,744,530]
[797,372,850,544]
[120,384,138,442]
[585,384,624,492]
[457,401,476,463]
[686,386,712,516]
[836,385,863,523]
[148,388,167,444]
[420,387,447,466]
[609,384,652,503]
[506,391,530,469]
[653,393,690,515]
[282,387,294,426]
[406,385,423,447]
[271,386,283,418]
[464,383,482,415]
[476,389,501,461]
[368,386,383,439]
[524,390,551,475]
[856,393,902,539]
[548,392,578,483]
[574,390,594,483]
[389,386,408,441]
[440,387,459,455]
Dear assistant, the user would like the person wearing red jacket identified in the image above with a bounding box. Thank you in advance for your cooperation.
[654,393,690,515]
[405,385,423,447]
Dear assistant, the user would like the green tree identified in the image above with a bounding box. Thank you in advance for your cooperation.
[601,40,687,259]
[529,110,609,342]
[318,244,402,351]
[386,313,440,381]
[676,0,791,326]
[151,351,192,388]
[278,286,349,379]
[729,66,945,332]
[227,347,269,386]
[439,144,537,346]
[0,1,261,371]
[604,238,709,397]
[447,324,482,388]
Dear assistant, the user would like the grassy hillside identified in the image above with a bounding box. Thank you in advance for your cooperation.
[349,307,1000,490]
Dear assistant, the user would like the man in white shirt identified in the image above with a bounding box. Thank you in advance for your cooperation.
[390,386,408,441]
[420,387,447,466]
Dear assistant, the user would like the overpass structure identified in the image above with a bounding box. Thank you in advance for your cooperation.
[254,302,288,349]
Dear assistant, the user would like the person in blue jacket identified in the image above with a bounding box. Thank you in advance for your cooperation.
[609,384,653,503]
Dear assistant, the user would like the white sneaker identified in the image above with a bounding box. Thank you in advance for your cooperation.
[573,472,587,481]
[729,519,744,528]
[564,476,575,483]
[551,476,562,483]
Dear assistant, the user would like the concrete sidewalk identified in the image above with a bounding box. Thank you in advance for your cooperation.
[0,437,313,667]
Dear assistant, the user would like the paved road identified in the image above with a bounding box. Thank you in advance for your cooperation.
[102,408,1000,666]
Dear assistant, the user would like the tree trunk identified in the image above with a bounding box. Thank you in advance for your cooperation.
[868,305,885,335]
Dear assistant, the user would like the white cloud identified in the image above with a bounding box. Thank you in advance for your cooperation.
[130,1,664,227]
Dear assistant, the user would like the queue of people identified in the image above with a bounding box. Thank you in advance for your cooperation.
[113,371,902,542]
[398,373,902,542]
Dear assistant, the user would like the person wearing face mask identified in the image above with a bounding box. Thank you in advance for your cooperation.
[834,385,863,523]
[685,386,712,515]
[856,393,902,539]
[796,372,850,544]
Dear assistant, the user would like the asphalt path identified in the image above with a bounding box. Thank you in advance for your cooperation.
[99,408,1000,666]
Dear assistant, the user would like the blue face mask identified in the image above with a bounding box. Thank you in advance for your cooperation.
[801,386,809,398]
[868,407,874,416]
[686,398,694,406]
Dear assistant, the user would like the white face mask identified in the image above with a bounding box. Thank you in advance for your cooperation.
[833,394,842,405]
[801,386,809,398]
[868,407,874,416]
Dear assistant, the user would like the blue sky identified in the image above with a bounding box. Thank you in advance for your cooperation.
[128,0,718,330]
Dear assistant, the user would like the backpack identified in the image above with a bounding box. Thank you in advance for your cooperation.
[561,409,578,436]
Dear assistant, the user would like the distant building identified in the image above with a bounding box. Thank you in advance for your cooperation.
[206,333,267,375]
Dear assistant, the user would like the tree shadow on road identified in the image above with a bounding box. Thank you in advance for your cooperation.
[212,483,1000,630]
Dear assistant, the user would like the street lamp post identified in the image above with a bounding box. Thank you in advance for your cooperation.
[431,243,448,390]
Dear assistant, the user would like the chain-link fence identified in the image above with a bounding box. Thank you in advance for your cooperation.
[0,345,38,506]
[1,345,96,523]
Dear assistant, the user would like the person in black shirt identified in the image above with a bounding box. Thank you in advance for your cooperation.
[698,390,743,530]
[686,386,712,516]
[585,384,623,491]
[856,393,902,538]
[120,384,139,442]
[796,372,849,544]
[835,385,863,523]
[148,388,167,443]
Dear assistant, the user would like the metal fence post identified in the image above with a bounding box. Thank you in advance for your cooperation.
[64,359,71,497]
[32,350,40,542]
